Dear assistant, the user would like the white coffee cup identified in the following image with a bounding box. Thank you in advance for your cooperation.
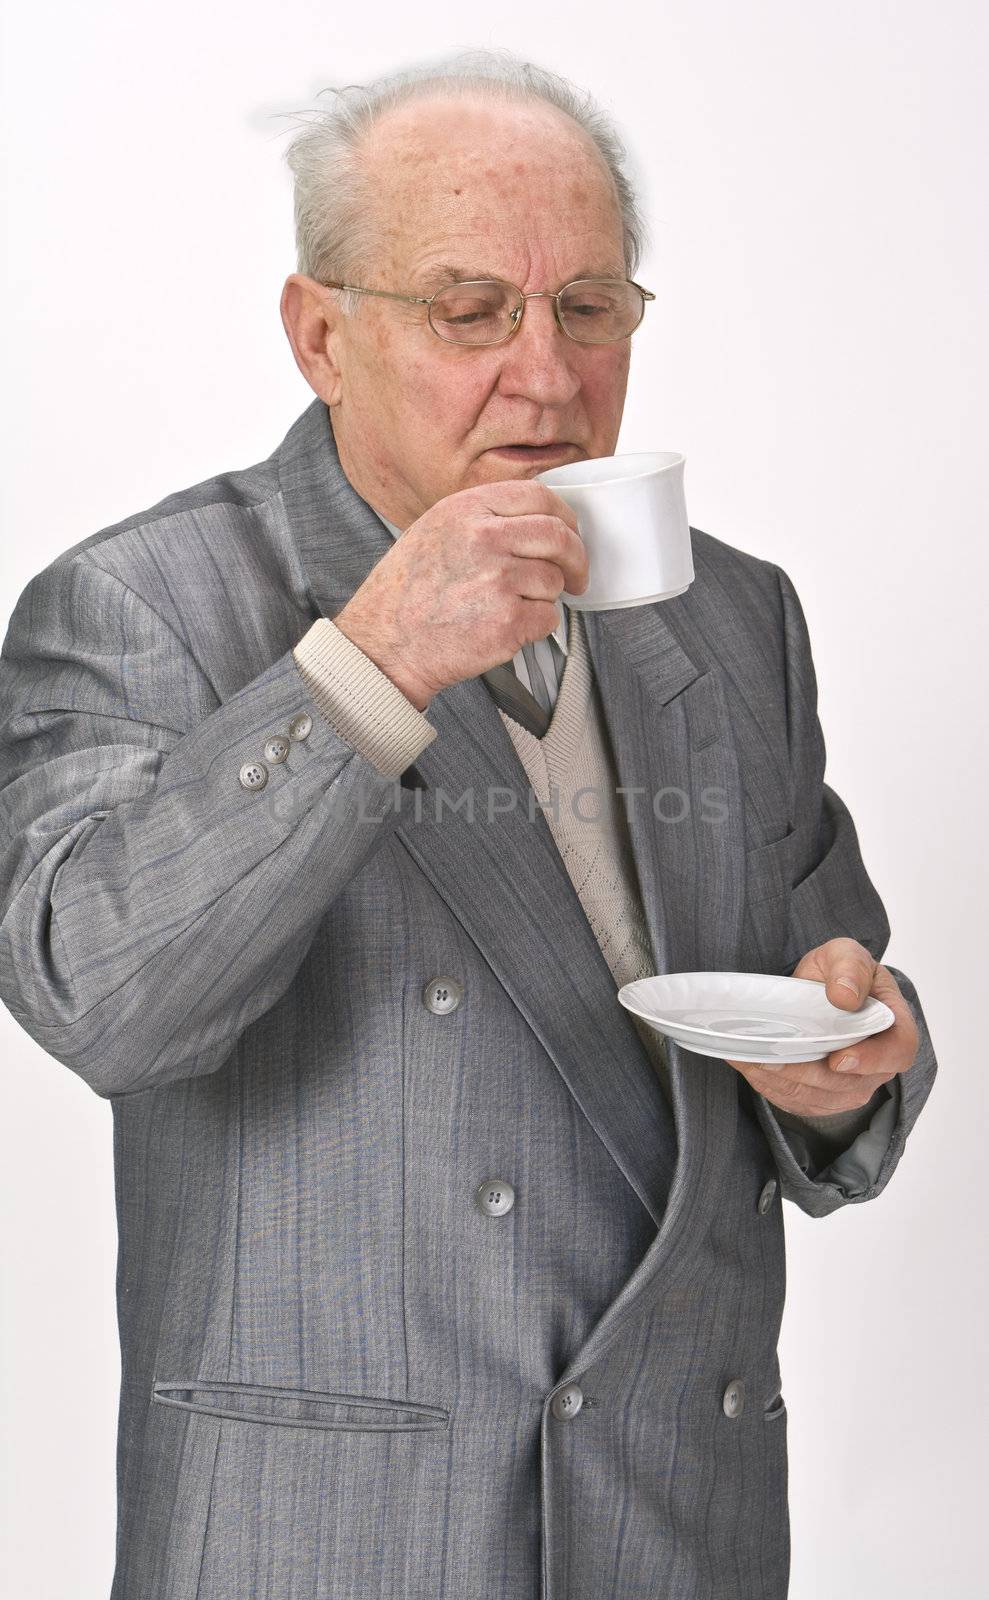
[535,451,693,610]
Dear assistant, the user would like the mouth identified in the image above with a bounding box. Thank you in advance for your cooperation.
[487,443,579,462]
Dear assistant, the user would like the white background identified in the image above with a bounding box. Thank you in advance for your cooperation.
[1,3,984,1595]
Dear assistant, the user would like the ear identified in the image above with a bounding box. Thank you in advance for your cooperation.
[279,274,345,405]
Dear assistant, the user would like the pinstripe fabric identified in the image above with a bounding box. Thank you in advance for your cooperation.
[525,607,569,699]
[0,397,938,1599]
[480,659,553,737]
[519,635,564,711]
[373,512,887,1156]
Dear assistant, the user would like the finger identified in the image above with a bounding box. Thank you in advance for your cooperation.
[728,1055,842,1094]
[497,514,587,593]
[733,1056,832,1092]
[545,487,580,533]
[826,964,918,1077]
[502,554,570,603]
[828,1021,916,1079]
[728,1055,889,1114]
[820,944,879,1010]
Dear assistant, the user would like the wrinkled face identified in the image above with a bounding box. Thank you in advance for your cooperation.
[325,95,633,528]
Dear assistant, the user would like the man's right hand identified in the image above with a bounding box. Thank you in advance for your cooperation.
[332,480,590,711]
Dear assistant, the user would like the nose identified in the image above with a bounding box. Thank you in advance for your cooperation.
[496,294,582,406]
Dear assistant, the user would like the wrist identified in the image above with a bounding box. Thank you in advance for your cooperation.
[333,612,434,712]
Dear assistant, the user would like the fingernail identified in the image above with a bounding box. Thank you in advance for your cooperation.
[834,1054,859,1072]
[836,979,860,999]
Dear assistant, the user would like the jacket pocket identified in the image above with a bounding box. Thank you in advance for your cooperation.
[745,828,797,906]
[763,1389,787,1421]
[743,830,797,969]
[151,1378,450,1432]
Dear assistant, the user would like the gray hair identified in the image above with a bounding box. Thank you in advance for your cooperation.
[277,47,651,317]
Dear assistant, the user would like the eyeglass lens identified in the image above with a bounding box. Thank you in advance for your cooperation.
[428,280,644,344]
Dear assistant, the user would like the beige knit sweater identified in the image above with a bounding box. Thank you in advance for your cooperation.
[293,603,882,1159]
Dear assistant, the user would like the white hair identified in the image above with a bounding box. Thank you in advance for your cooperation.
[277,46,651,317]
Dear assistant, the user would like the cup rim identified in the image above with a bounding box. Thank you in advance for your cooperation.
[537,450,685,490]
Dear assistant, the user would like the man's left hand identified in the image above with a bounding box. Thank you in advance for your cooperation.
[724,938,919,1116]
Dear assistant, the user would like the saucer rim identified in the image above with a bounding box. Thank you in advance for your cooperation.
[617,972,895,1045]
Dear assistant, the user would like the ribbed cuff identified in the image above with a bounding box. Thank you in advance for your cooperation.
[293,618,437,781]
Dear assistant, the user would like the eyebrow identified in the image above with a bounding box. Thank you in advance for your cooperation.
[415,262,627,291]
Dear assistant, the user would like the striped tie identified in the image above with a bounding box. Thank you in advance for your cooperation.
[481,635,565,738]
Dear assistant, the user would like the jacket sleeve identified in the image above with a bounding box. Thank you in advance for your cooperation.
[0,552,433,1100]
[746,563,938,1218]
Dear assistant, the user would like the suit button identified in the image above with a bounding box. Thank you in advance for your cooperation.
[551,1384,584,1421]
[723,1378,745,1419]
[264,735,291,764]
[757,1178,778,1215]
[422,976,463,1014]
[288,712,313,740]
[475,1178,515,1216]
[239,761,268,791]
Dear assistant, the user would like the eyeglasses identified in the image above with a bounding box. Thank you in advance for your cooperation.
[318,275,656,346]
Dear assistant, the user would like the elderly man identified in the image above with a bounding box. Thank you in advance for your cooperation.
[0,52,936,1600]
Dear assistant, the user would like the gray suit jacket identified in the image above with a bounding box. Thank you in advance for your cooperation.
[0,397,937,1599]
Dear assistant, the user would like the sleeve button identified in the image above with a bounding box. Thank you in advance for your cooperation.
[239,761,269,791]
[264,735,291,764]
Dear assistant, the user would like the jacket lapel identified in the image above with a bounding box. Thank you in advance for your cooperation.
[277,400,746,1283]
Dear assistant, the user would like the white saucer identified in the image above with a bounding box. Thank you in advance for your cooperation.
[617,971,895,1066]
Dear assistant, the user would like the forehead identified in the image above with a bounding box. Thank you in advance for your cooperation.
[408,253,626,294]
[364,95,624,278]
